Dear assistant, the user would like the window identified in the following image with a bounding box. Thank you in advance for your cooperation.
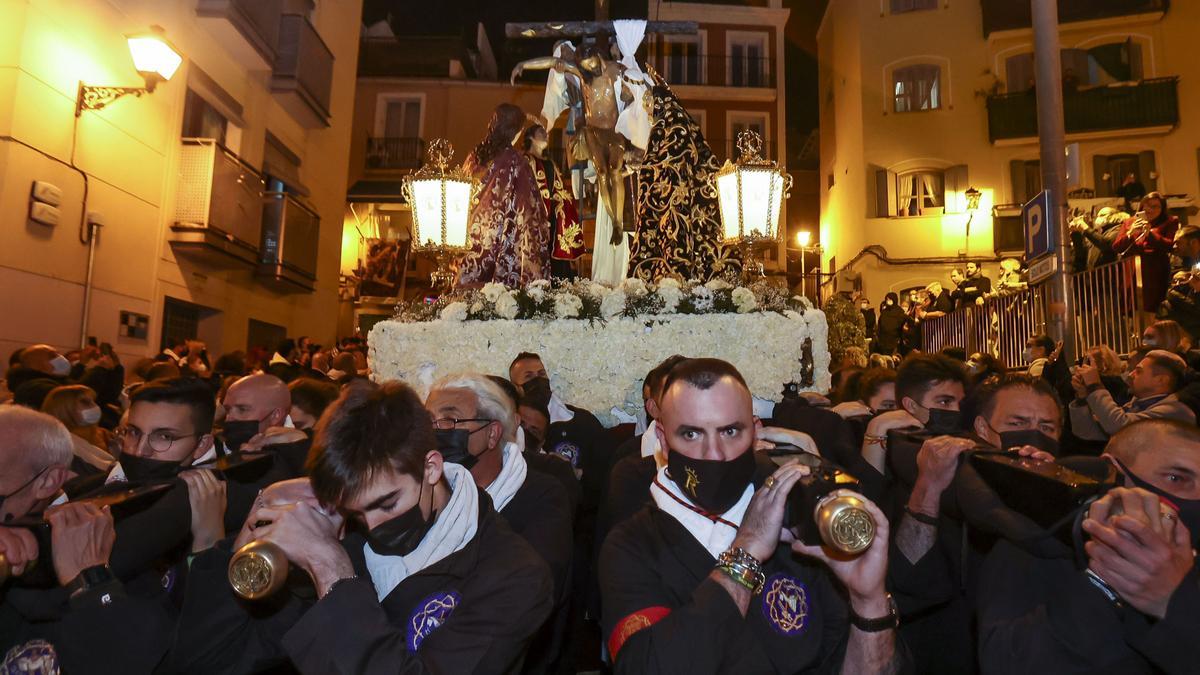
[1063,39,1144,89]
[893,64,941,112]
[182,89,230,145]
[659,34,704,85]
[263,133,306,195]
[891,0,938,14]
[1006,53,1035,92]
[728,32,768,88]
[378,96,422,139]
[897,170,943,216]
[728,112,770,160]
[1093,152,1156,198]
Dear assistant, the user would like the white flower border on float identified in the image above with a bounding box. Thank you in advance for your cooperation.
[371,279,831,426]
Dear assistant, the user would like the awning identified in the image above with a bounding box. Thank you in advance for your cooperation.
[347,180,407,204]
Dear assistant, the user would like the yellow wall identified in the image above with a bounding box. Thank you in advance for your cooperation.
[818,0,1199,301]
[0,0,362,364]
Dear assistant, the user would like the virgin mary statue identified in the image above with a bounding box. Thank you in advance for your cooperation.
[456,103,551,287]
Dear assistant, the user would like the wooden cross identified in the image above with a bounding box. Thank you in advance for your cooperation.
[505,0,697,40]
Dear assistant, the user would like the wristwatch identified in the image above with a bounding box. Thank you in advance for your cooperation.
[849,592,899,632]
[66,564,114,597]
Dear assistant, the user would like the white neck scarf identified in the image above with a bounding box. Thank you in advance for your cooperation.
[640,420,665,469]
[548,394,575,424]
[485,442,527,512]
[105,445,217,484]
[363,463,480,601]
[650,465,754,559]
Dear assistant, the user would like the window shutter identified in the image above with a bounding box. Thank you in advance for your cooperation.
[1093,154,1111,197]
[944,164,969,213]
[1010,160,1027,204]
[1138,150,1157,191]
[875,168,897,218]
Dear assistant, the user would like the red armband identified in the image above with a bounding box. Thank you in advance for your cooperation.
[607,606,672,659]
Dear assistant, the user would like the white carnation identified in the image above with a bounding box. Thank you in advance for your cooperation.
[440,302,468,322]
[620,277,648,296]
[691,286,714,312]
[601,289,628,318]
[554,292,583,318]
[705,278,733,291]
[481,282,507,303]
[586,282,610,300]
[657,277,681,289]
[528,285,546,302]
[657,285,683,313]
[470,301,484,313]
[495,292,519,320]
[732,287,757,313]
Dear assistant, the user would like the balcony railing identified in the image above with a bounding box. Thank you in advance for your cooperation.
[649,55,776,89]
[259,192,320,292]
[272,14,334,128]
[366,137,425,170]
[171,139,266,268]
[982,0,1168,36]
[196,0,282,68]
[986,77,1179,142]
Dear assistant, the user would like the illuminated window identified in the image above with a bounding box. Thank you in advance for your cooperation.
[897,170,944,216]
[893,64,941,112]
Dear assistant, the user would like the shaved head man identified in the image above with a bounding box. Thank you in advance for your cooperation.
[220,374,293,454]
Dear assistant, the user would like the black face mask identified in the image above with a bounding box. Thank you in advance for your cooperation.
[121,453,188,483]
[365,480,436,556]
[222,419,262,454]
[995,428,1060,456]
[522,376,553,402]
[666,447,756,515]
[922,407,965,435]
[434,426,494,471]
[1113,457,1200,545]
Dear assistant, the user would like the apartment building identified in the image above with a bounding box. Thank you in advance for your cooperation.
[818,0,1194,298]
[1,0,362,363]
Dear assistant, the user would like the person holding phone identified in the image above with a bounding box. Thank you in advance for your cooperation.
[1114,192,1180,325]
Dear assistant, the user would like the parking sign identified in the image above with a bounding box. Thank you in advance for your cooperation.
[1023,190,1055,261]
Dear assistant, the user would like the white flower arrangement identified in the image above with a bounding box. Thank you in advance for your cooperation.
[494,291,519,320]
[601,289,628,319]
[553,292,583,319]
[371,310,831,427]
[732,287,757,313]
[481,282,507,303]
[440,302,468,322]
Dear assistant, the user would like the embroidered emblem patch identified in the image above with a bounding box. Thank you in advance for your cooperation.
[407,590,461,652]
[2,640,60,675]
[161,567,177,592]
[550,441,581,468]
[761,574,809,636]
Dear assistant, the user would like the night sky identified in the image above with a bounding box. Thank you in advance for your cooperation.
[363,0,827,158]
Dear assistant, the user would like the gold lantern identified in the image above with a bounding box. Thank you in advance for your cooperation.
[714,130,793,280]
[401,139,480,290]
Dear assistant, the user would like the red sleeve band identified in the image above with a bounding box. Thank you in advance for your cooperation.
[607,606,672,660]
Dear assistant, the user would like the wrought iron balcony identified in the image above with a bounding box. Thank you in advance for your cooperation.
[259,191,320,293]
[171,139,266,268]
[986,77,1179,142]
[982,0,1169,36]
[366,137,425,170]
[272,14,334,128]
[196,0,282,68]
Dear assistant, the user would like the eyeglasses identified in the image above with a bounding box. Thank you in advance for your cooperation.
[0,466,49,513]
[116,425,200,454]
[431,417,492,431]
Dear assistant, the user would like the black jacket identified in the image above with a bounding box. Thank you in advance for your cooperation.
[545,405,609,513]
[524,451,581,515]
[599,505,860,673]
[168,492,553,674]
[1,579,173,674]
[874,306,909,355]
[953,275,992,307]
[500,469,573,602]
[977,541,1200,674]
[769,397,858,470]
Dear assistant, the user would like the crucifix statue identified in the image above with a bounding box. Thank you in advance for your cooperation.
[506,5,697,252]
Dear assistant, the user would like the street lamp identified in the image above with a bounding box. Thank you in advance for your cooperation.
[76,27,182,116]
[792,230,822,301]
[402,139,479,291]
[714,130,793,280]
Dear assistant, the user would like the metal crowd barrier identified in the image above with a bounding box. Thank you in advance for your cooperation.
[920,257,1143,366]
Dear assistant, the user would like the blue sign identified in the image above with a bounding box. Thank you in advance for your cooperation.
[1023,190,1055,261]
